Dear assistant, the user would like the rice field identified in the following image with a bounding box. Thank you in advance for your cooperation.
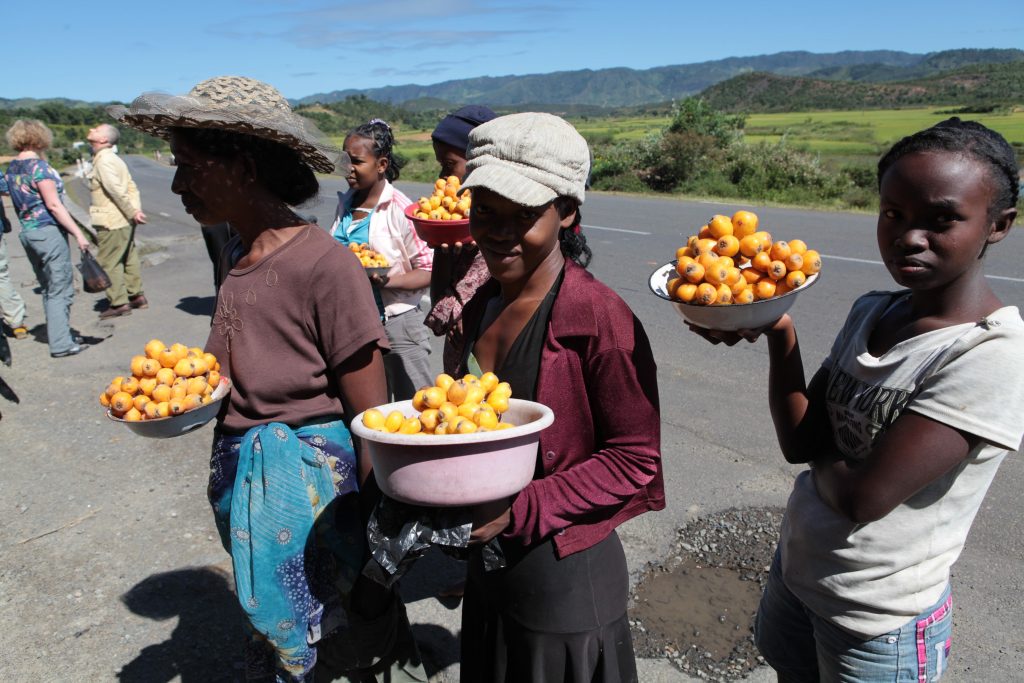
[390,106,1024,182]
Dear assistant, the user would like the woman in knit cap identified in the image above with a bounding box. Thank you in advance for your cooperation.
[423,104,497,371]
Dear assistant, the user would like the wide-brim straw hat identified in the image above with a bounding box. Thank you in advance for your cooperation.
[108,75,344,174]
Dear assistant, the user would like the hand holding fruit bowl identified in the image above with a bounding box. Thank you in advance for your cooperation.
[650,210,822,331]
[101,339,230,438]
[348,243,391,278]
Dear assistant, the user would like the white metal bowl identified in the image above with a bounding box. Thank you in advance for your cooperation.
[351,398,554,506]
[648,262,818,331]
[106,379,230,439]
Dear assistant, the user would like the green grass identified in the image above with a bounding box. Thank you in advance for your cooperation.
[346,106,1024,187]
[744,107,1024,147]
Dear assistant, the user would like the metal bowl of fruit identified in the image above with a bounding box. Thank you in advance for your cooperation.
[404,204,473,248]
[649,262,818,331]
[351,397,553,506]
[107,379,231,439]
[363,266,391,278]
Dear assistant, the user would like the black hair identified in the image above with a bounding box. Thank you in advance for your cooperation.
[554,197,592,268]
[347,119,402,182]
[878,117,1019,219]
[174,127,319,206]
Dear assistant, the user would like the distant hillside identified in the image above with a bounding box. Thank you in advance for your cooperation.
[0,97,99,110]
[807,48,1024,82]
[297,49,1023,108]
[700,62,1024,113]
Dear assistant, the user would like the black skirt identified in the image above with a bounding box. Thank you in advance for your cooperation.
[460,531,637,683]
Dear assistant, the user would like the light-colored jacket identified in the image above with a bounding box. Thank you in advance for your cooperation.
[330,181,433,319]
[88,147,140,230]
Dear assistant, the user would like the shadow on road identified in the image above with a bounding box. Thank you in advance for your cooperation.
[176,296,216,317]
[118,565,244,682]
[25,324,109,348]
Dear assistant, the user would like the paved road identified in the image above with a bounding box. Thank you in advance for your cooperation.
[2,155,1021,681]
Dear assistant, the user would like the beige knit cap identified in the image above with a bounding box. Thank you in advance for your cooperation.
[107,76,345,174]
[462,112,590,207]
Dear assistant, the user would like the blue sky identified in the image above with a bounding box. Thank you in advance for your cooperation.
[5,0,1021,102]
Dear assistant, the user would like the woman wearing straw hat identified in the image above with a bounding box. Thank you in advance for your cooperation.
[112,76,425,683]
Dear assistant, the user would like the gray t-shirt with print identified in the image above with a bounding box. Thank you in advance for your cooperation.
[781,291,1024,638]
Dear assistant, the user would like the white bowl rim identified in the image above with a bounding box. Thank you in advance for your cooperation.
[351,397,554,446]
[647,261,819,306]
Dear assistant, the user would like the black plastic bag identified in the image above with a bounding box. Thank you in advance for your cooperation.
[362,495,505,588]
[78,250,111,293]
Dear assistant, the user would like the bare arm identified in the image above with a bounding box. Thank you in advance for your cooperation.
[371,268,431,291]
[36,179,90,251]
[429,244,461,304]
[763,315,834,463]
[335,342,388,485]
[813,412,976,523]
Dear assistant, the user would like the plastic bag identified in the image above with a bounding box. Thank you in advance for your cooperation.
[362,496,506,588]
[78,250,111,293]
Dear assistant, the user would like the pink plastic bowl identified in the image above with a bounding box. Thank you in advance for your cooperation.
[350,398,554,506]
[403,203,473,248]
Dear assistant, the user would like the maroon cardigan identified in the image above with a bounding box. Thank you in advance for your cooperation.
[454,258,665,558]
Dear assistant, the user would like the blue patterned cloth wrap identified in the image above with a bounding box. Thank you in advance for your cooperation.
[209,418,363,681]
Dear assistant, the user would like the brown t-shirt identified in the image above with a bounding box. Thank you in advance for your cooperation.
[206,225,389,433]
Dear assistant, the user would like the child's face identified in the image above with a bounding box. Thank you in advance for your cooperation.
[343,136,386,192]
[469,187,574,286]
[433,141,467,181]
[877,151,1009,292]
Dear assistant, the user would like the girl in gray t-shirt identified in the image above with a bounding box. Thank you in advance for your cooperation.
[691,118,1024,682]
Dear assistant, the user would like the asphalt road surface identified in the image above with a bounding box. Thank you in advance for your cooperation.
[1,155,1021,681]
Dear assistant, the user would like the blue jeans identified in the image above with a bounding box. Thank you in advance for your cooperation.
[19,225,75,354]
[755,548,953,682]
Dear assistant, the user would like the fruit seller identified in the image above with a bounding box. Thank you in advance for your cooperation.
[330,119,434,402]
[112,76,426,682]
[424,104,498,371]
[690,119,1024,682]
[453,112,665,681]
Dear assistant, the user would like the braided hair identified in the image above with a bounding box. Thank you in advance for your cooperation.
[347,118,402,182]
[878,118,1019,220]
[554,197,592,268]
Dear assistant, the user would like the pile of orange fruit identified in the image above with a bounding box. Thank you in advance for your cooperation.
[349,243,389,268]
[413,176,471,222]
[362,372,515,435]
[100,339,222,422]
[667,210,822,306]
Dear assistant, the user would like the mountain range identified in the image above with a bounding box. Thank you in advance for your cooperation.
[295,48,1024,108]
[3,48,1021,112]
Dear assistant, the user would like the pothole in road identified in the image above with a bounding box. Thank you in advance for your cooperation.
[630,506,784,681]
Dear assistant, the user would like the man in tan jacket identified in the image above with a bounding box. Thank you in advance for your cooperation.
[87,124,147,319]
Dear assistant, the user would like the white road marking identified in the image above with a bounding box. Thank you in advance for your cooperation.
[822,254,1024,283]
[158,212,170,217]
[582,223,651,236]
